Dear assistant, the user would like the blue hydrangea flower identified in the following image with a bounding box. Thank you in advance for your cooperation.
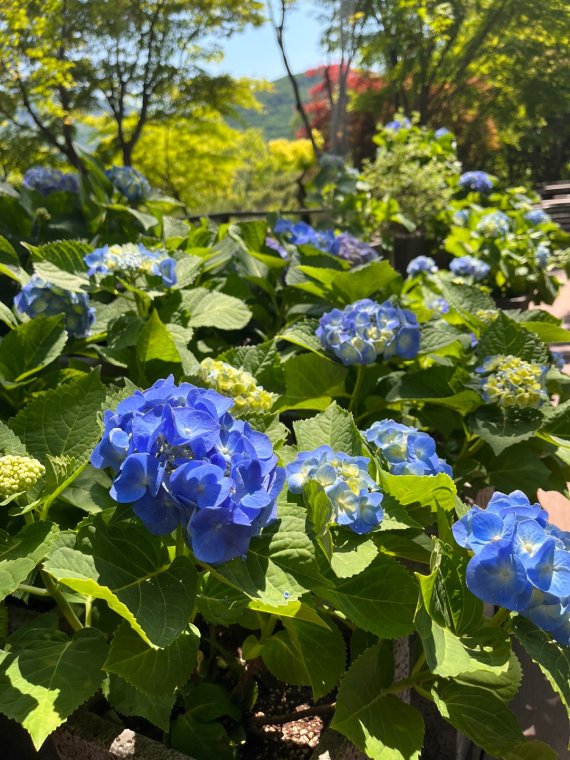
[329,233,379,266]
[427,297,450,314]
[385,117,411,131]
[14,275,95,339]
[84,243,177,287]
[475,355,548,408]
[285,445,384,534]
[274,219,336,253]
[458,171,494,194]
[91,377,284,564]
[105,166,151,203]
[525,209,550,226]
[452,209,470,226]
[535,244,550,269]
[406,256,438,277]
[22,166,79,196]
[449,255,490,282]
[551,351,565,370]
[316,299,420,366]
[435,127,450,138]
[265,236,288,259]
[364,419,452,477]
[453,490,570,643]
[476,211,510,239]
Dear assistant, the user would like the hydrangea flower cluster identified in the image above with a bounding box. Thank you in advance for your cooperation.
[452,209,470,226]
[476,355,548,408]
[385,117,411,131]
[316,299,420,366]
[329,233,378,266]
[525,209,550,226]
[364,419,452,477]
[427,297,450,314]
[285,446,384,534]
[476,211,510,239]
[0,455,45,500]
[90,377,284,564]
[535,244,550,269]
[458,171,494,194]
[84,243,177,288]
[453,490,570,645]
[274,219,336,253]
[406,256,438,277]
[14,276,95,339]
[22,167,79,196]
[105,166,151,203]
[449,255,490,282]
[198,358,274,416]
[434,127,450,138]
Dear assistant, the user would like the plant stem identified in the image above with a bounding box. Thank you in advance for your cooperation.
[349,365,365,414]
[84,596,93,627]
[259,614,278,643]
[489,607,511,627]
[175,524,187,558]
[40,569,84,633]
[17,583,50,597]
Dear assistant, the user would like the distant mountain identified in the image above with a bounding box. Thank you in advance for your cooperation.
[235,71,320,141]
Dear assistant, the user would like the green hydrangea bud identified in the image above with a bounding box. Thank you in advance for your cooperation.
[477,354,548,408]
[0,455,45,500]
[198,358,274,416]
[475,309,498,325]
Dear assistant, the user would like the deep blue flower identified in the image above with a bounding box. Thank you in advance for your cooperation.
[458,171,494,194]
[525,209,550,226]
[435,127,450,138]
[105,166,151,203]
[285,446,383,534]
[274,219,336,253]
[453,490,570,643]
[364,419,452,477]
[22,166,79,196]
[316,299,420,365]
[449,255,490,282]
[91,377,284,564]
[427,297,450,314]
[385,117,411,131]
[330,233,379,266]
[14,275,95,338]
[406,256,438,277]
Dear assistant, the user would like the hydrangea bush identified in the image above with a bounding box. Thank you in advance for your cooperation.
[0,173,568,760]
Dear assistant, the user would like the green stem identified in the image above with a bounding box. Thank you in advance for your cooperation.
[349,365,366,414]
[84,597,93,627]
[17,583,50,597]
[489,607,511,627]
[259,614,278,643]
[40,569,83,633]
[175,524,187,558]
[385,671,436,695]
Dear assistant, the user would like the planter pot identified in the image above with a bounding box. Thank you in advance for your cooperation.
[494,294,532,311]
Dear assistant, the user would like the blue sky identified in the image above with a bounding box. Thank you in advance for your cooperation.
[209,3,325,81]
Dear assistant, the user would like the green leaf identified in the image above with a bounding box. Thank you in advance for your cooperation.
[196,573,249,625]
[277,354,347,411]
[483,442,551,496]
[379,471,457,517]
[315,556,418,639]
[104,622,200,698]
[0,421,26,455]
[0,300,18,329]
[283,618,346,699]
[183,682,241,722]
[477,312,550,364]
[235,220,268,251]
[504,740,559,760]
[136,310,182,373]
[467,405,544,455]
[330,533,378,578]
[106,674,175,732]
[293,401,362,454]
[171,711,234,760]
[0,627,108,749]
[439,280,495,315]
[44,517,197,648]
[26,239,92,292]
[332,643,424,760]
[519,320,570,343]
[0,316,67,385]
[211,501,328,606]
[260,630,309,685]
[10,368,106,464]
[542,399,570,440]
[386,366,480,413]
[0,522,58,601]
[511,616,570,719]
[454,652,522,704]
[219,340,283,390]
[185,288,252,330]
[296,260,401,305]
[278,319,327,356]
[431,680,524,757]
[418,321,466,355]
